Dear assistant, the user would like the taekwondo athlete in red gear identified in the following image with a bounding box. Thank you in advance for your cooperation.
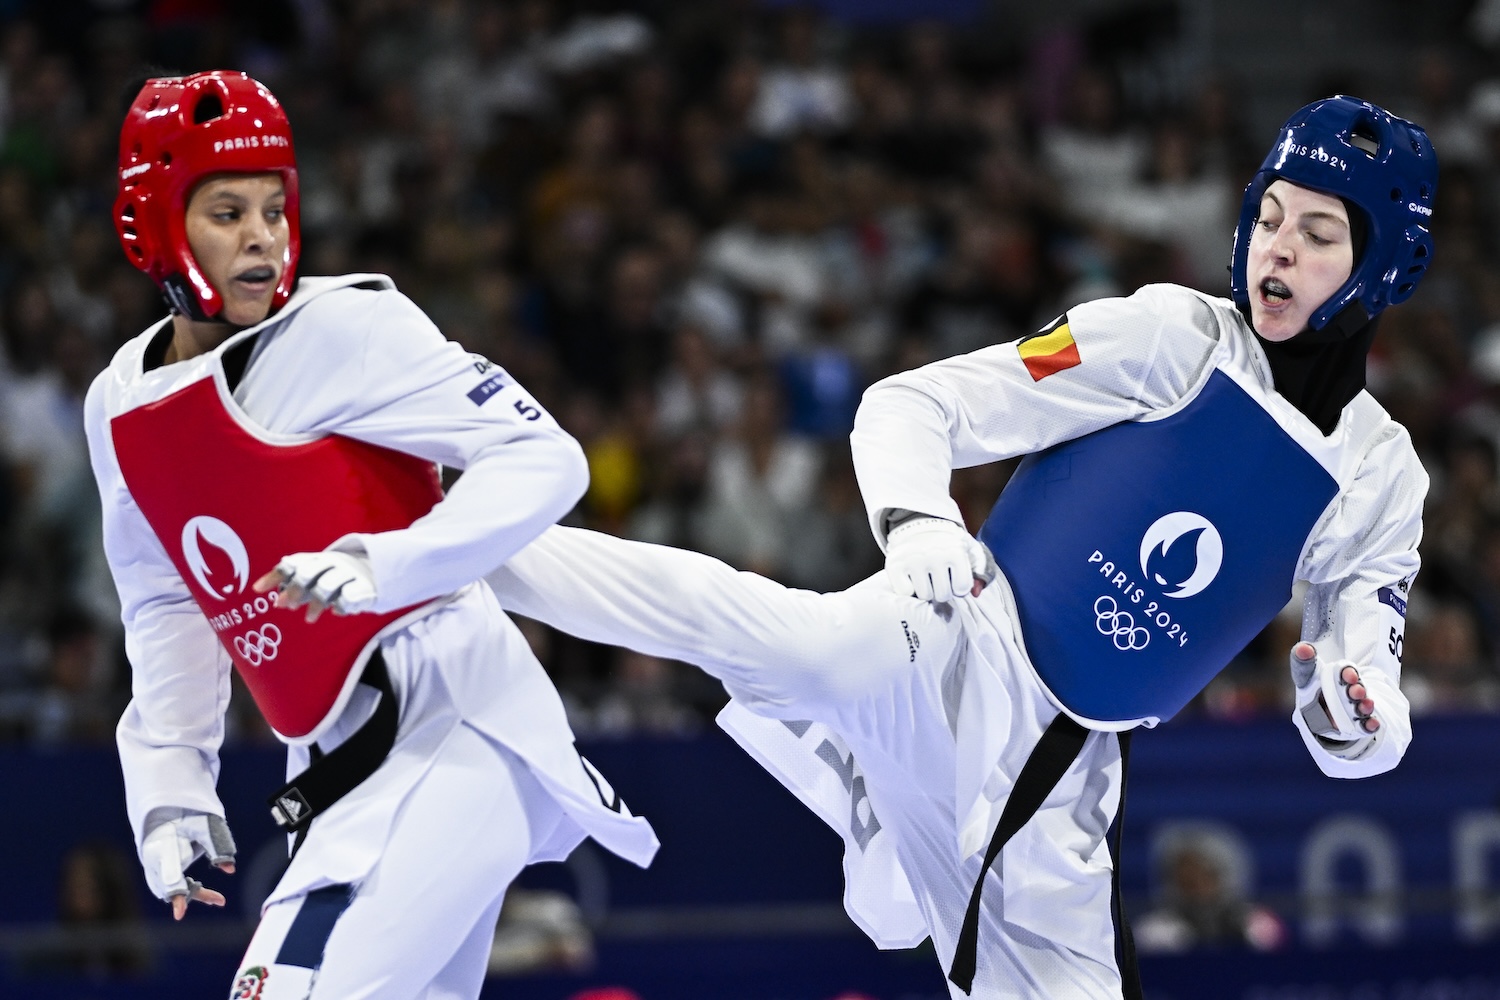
[85,71,657,999]
[488,95,1435,998]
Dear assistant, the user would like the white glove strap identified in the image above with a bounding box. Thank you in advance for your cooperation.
[882,508,929,535]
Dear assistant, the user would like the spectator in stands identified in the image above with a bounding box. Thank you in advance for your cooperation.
[18,841,150,977]
[1038,62,1148,219]
[27,606,115,746]
[749,7,854,139]
[1404,599,1500,713]
[1135,827,1286,953]
[699,373,821,579]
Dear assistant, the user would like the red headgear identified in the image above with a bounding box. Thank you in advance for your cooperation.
[115,71,301,320]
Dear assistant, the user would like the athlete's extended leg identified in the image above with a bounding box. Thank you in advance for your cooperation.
[487,525,962,725]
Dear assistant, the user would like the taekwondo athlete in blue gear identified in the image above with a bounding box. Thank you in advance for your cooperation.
[982,95,1435,730]
[487,95,1436,999]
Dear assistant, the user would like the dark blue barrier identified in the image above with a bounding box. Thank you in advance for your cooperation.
[1122,714,1500,946]
[4,713,1499,997]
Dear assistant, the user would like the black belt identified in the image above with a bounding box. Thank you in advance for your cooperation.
[947,714,1142,999]
[267,650,398,853]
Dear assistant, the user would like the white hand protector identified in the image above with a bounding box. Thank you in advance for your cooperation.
[271,550,377,618]
[884,515,997,603]
[1290,643,1377,759]
[140,811,237,902]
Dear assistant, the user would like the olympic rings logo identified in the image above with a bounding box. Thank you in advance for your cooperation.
[233,624,283,666]
[1094,596,1149,651]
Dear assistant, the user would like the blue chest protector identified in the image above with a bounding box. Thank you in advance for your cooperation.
[977,370,1339,722]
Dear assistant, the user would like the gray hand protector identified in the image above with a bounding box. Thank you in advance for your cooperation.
[140,811,238,901]
[205,814,237,865]
[1290,644,1377,760]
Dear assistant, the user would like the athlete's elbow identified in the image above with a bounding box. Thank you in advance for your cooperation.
[524,434,589,534]
[493,430,590,515]
[555,434,589,511]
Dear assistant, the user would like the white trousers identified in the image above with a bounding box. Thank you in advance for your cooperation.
[232,725,562,999]
[489,526,1125,999]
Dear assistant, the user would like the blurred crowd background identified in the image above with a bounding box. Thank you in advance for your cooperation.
[1,0,1499,754]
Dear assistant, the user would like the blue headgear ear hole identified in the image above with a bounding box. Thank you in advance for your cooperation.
[1388,227,1434,305]
[1229,96,1438,335]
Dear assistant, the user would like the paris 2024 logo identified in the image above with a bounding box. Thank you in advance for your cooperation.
[179,514,282,663]
[1088,511,1224,651]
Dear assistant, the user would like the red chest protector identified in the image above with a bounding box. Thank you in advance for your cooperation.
[110,374,443,741]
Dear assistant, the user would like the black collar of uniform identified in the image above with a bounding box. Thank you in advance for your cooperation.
[140,319,261,393]
[141,320,173,373]
[1251,304,1379,436]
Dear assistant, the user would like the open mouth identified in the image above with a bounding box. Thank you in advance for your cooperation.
[1260,277,1292,305]
[235,265,276,286]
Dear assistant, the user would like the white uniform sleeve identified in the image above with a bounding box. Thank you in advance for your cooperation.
[1293,423,1427,778]
[241,288,588,611]
[84,376,231,856]
[851,284,1219,543]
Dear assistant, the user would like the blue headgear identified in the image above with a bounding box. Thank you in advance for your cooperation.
[1229,95,1438,336]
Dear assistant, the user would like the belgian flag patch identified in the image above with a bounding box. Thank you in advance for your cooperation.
[1017,316,1081,382]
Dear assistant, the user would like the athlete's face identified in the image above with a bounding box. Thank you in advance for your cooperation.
[1246,180,1355,342]
[184,173,288,328]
